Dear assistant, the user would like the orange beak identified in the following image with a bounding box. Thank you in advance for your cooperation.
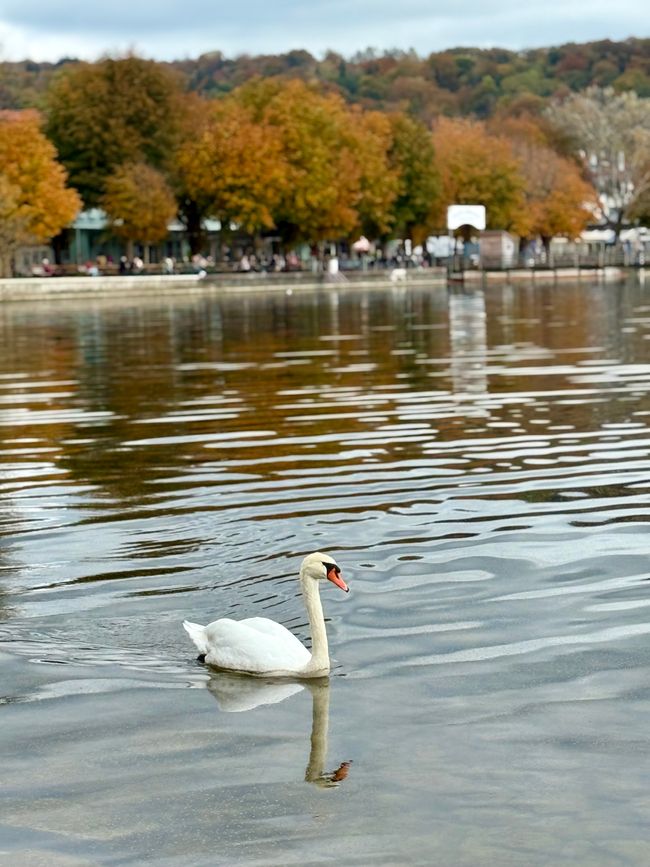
[327,566,349,593]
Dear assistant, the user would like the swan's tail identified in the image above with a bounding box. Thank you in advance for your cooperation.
[183,620,209,655]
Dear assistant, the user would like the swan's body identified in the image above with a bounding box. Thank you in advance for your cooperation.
[183,552,348,678]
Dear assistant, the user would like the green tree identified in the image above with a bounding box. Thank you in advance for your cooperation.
[45,55,187,206]
[387,112,440,240]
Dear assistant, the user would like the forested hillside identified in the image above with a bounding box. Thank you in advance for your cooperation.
[1,37,648,121]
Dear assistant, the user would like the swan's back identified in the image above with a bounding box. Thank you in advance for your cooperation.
[186,616,311,674]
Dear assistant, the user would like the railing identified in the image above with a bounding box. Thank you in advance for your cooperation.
[455,242,647,273]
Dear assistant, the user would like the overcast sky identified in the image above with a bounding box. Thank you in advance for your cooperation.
[0,0,648,63]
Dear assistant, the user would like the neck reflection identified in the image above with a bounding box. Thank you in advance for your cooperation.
[304,679,352,788]
[205,673,352,787]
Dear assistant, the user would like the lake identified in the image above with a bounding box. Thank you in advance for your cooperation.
[2,277,650,866]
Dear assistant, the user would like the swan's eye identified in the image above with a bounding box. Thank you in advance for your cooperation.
[323,562,340,574]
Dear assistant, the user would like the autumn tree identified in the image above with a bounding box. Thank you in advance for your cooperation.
[546,87,650,233]
[345,108,399,240]
[101,162,178,263]
[0,110,80,276]
[387,112,440,241]
[0,175,29,278]
[174,98,286,242]
[489,112,553,147]
[45,55,187,206]
[431,116,528,234]
[494,114,596,249]
[175,81,405,249]
[518,143,596,249]
[6,38,650,124]
[237,79,365,246]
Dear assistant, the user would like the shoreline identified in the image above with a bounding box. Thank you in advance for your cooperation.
[0,265,638,302]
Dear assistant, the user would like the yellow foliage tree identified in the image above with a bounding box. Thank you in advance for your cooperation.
[102,162,178,263]
[0,175,30,278]
[256,79,362,244]
[175,99,286,236]
[237,78,380,245]
[0,110,80,277]
[346,108,400,239]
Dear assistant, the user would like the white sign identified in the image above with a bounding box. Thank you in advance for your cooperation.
[447,204,486,231]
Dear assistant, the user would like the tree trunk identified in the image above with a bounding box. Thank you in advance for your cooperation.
[611,209,625,243]
[181,199,206,256]
[51,229,68,265]
[0,251,13,278]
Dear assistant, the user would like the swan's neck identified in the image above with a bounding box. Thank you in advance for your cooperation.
[301,576,329,675]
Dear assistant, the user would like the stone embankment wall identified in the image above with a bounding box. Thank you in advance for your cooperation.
[0,269,447,301]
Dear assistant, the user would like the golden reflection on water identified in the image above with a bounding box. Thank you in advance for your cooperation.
[0,281,636,508]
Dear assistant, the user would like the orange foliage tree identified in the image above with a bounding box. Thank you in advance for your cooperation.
[431,116,529,235]
[501,116,597,248]
[101,162,178,262]
[521,146,596,248]
[0,109,80,276]
[175,82,444,249]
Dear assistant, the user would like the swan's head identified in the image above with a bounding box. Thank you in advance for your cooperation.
[300,552,349,593]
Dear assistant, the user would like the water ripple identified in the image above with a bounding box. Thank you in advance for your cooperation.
[1,281,650,690]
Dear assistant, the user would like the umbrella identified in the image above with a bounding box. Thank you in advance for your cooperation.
[352,236,371,253]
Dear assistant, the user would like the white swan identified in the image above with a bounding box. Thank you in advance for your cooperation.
[183,552,349,678]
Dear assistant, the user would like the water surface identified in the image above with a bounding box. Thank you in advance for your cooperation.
[2,279,650,865]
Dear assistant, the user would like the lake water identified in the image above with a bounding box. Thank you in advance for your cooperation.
[2,277,650,866]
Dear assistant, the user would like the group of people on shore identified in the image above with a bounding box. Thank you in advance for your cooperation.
[235,251,301,273]
[30,241,435,279]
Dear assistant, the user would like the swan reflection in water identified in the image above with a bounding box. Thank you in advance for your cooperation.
[206,673,352,788]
